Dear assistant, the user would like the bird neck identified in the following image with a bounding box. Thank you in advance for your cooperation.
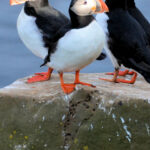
[24,2,37,16]
[24,0,49,16]
[28,0,49,7]
[106,0,127,11]
[69,9,94,29]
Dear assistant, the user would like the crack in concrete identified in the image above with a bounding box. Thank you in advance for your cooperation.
[62,90,101,149]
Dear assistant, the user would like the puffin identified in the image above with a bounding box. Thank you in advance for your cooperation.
[10,0,109,94]
[106,0,150,79]
[96,0,150,84]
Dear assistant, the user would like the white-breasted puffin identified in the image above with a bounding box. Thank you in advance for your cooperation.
[96,0,150,84]
[10,0,109,94]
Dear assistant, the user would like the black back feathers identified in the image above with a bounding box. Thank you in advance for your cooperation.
[105,0,150,83]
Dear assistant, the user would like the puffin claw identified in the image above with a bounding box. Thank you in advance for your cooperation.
[75,81,96,88]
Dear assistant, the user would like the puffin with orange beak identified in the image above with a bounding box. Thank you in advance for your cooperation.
[10,0,109,94]
[96,0,150,84]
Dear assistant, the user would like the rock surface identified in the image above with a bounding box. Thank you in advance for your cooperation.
[0,73,150,150]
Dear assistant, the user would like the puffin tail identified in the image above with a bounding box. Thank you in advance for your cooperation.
[128,58,150,84]
[40,55,50,67]
[141,72,150,83]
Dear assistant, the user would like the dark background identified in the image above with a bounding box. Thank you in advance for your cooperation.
[0,0,150,88]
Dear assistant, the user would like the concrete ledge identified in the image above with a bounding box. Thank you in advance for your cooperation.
[1,73,150,101]
[0,73,150,150]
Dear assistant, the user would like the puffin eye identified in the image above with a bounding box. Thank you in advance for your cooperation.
[84,1,87,5]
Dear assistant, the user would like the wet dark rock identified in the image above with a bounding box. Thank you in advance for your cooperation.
[0,73,150,150]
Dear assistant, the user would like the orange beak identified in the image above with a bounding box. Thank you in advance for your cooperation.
[99,0,109,13]
[10,0,27,6]
[92,0,109,13]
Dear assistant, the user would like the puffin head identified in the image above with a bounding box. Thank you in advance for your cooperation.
[105,0,127,10]
[70,0,109,16]
[127,0,135,8]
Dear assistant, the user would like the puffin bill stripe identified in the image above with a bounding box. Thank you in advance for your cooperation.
[10,0,27,5]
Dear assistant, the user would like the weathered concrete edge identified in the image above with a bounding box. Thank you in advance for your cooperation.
[0,84,149,106]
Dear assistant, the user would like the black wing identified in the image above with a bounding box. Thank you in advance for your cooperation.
[128,7,150,45]
[40,23,72,67]
[29,5,71,66]
[35,6,70,40]
[107,10,150,82]
[24,2,70,40]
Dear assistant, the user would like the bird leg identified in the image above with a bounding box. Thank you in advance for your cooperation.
[100,69,119,82]
[59,73,76,94]
[74,70,96,87]
[27,68,53,83]
[106,69,129,76]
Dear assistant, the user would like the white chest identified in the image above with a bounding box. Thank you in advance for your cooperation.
[49,20,106,72]
[17,8,47,59]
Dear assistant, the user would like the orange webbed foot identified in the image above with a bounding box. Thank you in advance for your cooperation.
[59,73,76,94]
[61,83,76,94]
[27,75,50,83]
[100,71,137,84]
[106,69,129,76]
[75,81,96,88]
[27,68,53,83]
[116,72,137,84]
